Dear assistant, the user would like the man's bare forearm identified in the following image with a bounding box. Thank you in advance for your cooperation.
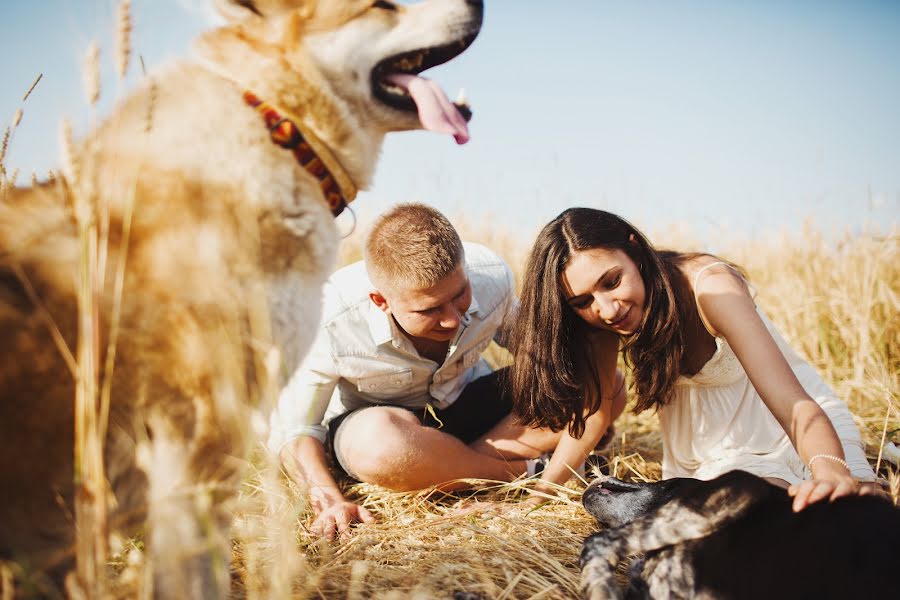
[280,436,346,511]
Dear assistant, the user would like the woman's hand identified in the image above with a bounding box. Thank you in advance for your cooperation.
[788,475,858,512]
[309,500,375,540]
[788,477,889,512]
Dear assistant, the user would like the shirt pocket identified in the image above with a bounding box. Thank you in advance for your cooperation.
[356,368,413,397]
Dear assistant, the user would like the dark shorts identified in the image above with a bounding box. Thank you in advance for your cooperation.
[325,367,513,480]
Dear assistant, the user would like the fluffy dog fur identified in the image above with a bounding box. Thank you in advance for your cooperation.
[0,0,481,596]
[580,470,900,599]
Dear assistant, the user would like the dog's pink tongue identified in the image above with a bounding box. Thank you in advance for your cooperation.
[385,73,470,145]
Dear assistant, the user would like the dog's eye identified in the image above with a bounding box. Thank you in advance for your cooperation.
[372,0,397,10]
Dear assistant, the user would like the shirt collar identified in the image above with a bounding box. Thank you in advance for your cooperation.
[366,299,394,346]
[467,285,481,316]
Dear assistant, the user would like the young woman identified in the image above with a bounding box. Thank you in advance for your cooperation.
[509,207,880,511]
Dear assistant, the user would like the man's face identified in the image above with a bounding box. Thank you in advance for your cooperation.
[372,264,472,342]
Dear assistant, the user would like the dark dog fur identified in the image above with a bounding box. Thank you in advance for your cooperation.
[580,470,900,599]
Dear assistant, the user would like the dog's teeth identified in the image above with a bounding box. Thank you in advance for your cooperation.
[455,87,469,107]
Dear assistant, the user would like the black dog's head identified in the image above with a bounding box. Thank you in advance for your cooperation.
[582,476,704,528]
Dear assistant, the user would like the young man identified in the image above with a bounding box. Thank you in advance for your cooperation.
[268,204,623,539]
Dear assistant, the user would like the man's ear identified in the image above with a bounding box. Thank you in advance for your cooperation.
[369,290,391,313]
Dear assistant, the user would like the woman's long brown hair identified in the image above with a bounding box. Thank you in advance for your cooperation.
[508,208,727,437]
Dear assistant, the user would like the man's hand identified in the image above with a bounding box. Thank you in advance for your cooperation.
[310,500,375,540]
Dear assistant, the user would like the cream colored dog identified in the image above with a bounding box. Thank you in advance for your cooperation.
[0,0,481,596]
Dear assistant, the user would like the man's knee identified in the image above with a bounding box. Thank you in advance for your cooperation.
[336,407,422,484]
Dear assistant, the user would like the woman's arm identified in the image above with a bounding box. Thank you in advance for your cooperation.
[694,267,874,510]
[530,332,624,499]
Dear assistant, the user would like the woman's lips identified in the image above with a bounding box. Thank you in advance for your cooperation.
[610,307,630,328]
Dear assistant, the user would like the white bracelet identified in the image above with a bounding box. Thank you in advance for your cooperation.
[807,453,850,472]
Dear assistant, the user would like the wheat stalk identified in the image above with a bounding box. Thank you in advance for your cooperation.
[116,1,132,79]
[58,119,78,189]
[68,35,109,600]
[83,42,101,107]
[22,73,42,102]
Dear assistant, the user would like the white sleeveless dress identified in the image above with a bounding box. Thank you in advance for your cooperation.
[658,263,875,484]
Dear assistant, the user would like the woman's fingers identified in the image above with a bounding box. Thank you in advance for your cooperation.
[828,479,859,502]
[789,480,815,512]
[789,475,872,511]
[790,480,836,511]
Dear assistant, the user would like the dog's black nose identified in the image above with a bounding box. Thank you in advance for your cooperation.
[465,0,484,8]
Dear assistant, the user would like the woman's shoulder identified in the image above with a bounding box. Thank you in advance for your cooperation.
[673,254,754,339]
[674,254,744,294]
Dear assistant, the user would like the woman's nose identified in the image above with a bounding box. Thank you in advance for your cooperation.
[594,294,618,322]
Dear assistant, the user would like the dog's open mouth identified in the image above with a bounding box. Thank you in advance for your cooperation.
[372,33,478,144]
[595,478,644,495]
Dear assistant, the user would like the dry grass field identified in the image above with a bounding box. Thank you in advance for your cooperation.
[241,220,894,600]
[3,93,900,600]
[3,179,899,599]
[1,4,897,597]
[4,219,891,599]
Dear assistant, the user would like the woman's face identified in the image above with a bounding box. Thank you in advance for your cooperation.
[560,247,646,335]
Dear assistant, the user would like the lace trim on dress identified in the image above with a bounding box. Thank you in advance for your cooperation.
[676,336,744,386]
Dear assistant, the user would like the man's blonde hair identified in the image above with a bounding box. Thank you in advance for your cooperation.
[365,203,464,291]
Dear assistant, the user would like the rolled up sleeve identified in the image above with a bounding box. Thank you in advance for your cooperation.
[267,326,339,454]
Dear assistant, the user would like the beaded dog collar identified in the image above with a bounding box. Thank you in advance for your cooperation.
[243,90,356,217]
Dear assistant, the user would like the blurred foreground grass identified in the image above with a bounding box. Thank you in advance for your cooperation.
[3,218,897,599]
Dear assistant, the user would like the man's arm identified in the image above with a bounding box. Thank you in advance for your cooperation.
[269,327,375,538]
[279,436,374,539]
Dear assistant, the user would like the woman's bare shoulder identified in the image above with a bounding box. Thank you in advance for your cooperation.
[676,254,739,289]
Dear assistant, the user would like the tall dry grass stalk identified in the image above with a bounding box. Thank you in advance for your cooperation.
[116,1,132,80]
[83,42,101,108]
[64,99,111,600]
[66,4,134,590]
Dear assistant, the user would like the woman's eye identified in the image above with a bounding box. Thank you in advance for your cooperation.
[605,275,621,289]
[373,0,397,10]
[570,298,591,310]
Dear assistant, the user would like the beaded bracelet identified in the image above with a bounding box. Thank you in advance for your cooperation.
[808,453,850,472]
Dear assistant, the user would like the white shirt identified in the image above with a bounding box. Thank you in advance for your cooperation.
[267,242,515,453]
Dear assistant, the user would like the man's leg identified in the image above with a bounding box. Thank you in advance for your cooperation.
[334,406,529,491]
[429,368,561,460]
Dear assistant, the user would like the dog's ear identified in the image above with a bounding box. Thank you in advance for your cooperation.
[214,0,263,21]
[213,0,312,22]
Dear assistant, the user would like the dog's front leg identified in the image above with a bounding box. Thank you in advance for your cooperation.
[140,416,232,599]
[639,549,698,600]
[623,557,651,600]
[580,531,627,600]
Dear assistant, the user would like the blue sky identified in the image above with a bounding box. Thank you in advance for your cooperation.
[2,0,898,243]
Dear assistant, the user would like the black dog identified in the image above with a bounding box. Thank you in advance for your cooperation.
[580,470,900,599]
